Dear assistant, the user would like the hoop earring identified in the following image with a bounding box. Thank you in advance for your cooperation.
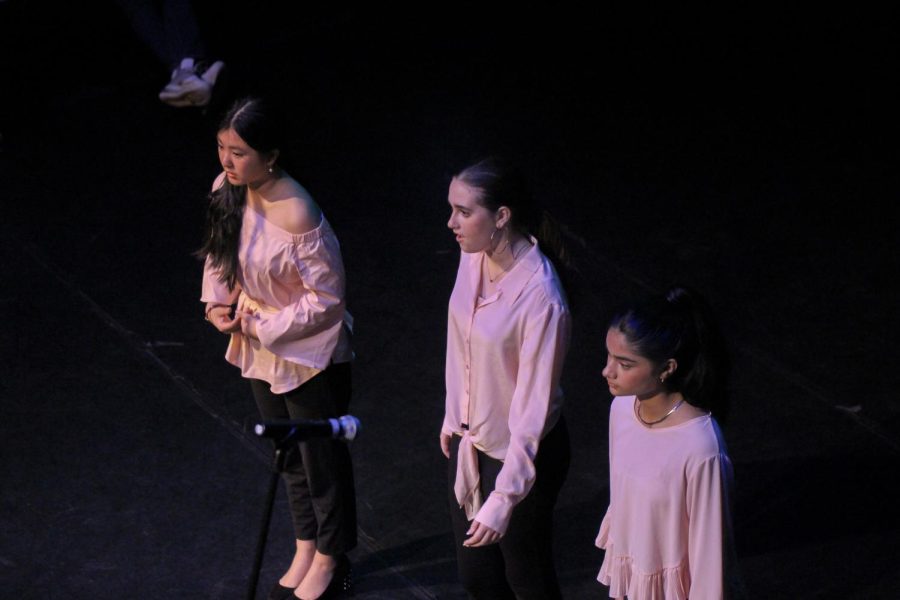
[492,227,511,254]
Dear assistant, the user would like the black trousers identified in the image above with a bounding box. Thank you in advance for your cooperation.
[448,418,570,600]
[251,362,357,556]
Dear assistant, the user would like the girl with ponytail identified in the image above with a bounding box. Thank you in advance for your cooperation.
[441,157,573,598]
[198,97,356,600]
[595,286,744,599]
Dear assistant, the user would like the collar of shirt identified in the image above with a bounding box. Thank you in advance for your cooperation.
[467,237,543,308]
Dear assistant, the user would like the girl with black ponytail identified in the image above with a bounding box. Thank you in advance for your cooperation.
[595,286,744,599]
[199,97,356,600]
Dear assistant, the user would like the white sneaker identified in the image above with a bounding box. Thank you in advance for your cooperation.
[158,57,212,107]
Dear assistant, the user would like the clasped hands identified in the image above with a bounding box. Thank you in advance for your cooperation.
[205,303,260,339]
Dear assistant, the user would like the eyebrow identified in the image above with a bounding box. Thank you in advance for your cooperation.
[609,353,638,363]
[216,136,246,150]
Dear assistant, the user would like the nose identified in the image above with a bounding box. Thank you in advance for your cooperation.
[447,214,456,230]
[601,357,613,379]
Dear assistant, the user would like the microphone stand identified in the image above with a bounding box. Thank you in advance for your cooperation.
[247,443,288,600]
[245,418,359,600]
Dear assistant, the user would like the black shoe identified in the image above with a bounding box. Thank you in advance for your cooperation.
[298,555,352,599]
[268,581,297,600]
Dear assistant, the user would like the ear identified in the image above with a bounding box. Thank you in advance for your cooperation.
[268,149,281,169]
[494,206,512,229]
[659,358,678,382]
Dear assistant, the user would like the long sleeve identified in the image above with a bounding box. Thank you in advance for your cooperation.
[595,398,617,550]
[200,255,240,305]
[686,454,727,600]
[474,301,570,535]
[254,233,347,370]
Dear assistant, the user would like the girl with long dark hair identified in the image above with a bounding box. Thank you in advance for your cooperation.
[199,97,355,600]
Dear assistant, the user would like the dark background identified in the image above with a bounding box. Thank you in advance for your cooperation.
[2,2,898,598]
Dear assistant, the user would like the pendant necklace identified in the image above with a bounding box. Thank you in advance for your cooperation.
[486,241,527,283]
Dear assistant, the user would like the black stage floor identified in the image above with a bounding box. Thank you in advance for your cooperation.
[2,4,898,598]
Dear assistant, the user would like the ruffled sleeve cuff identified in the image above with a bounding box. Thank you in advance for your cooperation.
[200,256,239,305]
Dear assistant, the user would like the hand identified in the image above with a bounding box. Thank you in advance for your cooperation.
[238,310,260,339]
[463,520,501,547]
[440,433,451,458]
[207,304,241,334]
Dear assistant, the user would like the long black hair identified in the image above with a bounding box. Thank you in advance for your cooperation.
[454,156,581,295]
[194,97,284,289]
[609,286,731,420]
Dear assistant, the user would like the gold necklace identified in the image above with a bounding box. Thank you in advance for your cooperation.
[634,396,685,426]
[486,241,528,282]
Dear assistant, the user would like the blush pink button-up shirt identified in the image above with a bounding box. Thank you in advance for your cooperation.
[201,196,352,394]
[442,241,571,535]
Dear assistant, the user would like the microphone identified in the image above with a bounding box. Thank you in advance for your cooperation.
[254,415,361,443]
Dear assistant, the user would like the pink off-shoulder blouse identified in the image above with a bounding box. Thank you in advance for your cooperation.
[201,203,352,394]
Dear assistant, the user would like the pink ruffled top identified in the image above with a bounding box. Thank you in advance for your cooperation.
[596,395,736,600]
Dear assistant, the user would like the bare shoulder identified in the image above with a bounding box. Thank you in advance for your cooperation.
[270,177,322,234]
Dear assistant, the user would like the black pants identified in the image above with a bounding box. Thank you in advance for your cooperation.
[251,362,357,556]
[448,418,570,600]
